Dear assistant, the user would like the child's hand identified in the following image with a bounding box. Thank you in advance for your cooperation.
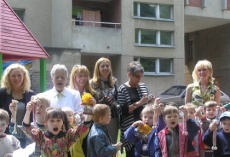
[9,103,17,115]
[4,153,13,157]
[179,106,188,118]
[26,101,34,112]
[154,97,161,105]
[209,120,218,131]
[114,142,122,151]
[132,120,144,128]
[194,106,203,118]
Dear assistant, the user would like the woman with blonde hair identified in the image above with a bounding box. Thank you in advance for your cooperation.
[90,57,119,144]
[0,63,35,147]
[185,59,220,107]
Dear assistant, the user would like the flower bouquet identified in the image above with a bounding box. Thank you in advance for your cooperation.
[82,92,94,115]
[138,124,152,135]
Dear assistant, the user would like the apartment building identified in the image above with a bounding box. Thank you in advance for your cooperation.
[6,0,230,95]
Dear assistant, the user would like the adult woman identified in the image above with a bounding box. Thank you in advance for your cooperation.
[90,57,119,144]
[117,61,155,157]
[0,63,35,147]
[185,59,220,106]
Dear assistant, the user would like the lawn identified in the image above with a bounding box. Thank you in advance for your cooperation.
[117,129,126,157]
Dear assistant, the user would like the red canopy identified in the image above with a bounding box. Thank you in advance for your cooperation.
[0,0,49,61]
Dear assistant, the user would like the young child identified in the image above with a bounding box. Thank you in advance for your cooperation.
[23,107,88,157]
[155,105,199,157]
[0,109,21,157]
[62,107,90,157]
[202,111,230,157]
[124,104,165,157]
[87,104,122,157]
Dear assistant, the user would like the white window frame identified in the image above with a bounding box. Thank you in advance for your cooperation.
[133,2,174,21]
[135,29,174,47]
[135,58,174,75]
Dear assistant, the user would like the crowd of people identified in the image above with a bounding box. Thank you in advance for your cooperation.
[0,58,230,157]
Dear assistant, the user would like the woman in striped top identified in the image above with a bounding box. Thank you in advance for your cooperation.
[117,61,155,157]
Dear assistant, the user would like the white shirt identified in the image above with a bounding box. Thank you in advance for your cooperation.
[0,134,21,157]
[43,87,83,113]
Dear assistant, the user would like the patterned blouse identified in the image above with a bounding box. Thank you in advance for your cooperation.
[191,82,217,107]
[25,124,88,157]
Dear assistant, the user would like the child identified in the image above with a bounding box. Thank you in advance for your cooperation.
[124,104,165,157]
[202,111,230,157]
[155,105,199,157]
[87,104,122,157]
[0,109,21,157]
[23,107,88,157]
[62,107,90,157]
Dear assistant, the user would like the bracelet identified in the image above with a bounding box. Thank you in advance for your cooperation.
[133,102,137,108]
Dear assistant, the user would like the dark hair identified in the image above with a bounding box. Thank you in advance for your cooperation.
[220,117,230,121]
[127,61,144,74]
[45,107,69,131]
[204,101,217,111]
[163,105,179,117]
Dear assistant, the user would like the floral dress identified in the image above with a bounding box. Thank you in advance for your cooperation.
[191,82,217,107]
[25,124,88,157]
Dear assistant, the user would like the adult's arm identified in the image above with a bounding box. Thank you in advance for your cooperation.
[214,86,220,105]
[185,84,193,104]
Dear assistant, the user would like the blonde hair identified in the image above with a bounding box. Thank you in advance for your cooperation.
[32,93,50,108]
[92,57,115,87]
[163,105,179,117]
[140,105,154,118]
[192,60,214,83]
[184,103,196,112]
[0,109,9,123]
[92,104,110,123]
[1,63,31,94]
[69,65,96,95]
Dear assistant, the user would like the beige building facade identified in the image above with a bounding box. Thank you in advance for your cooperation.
[6,0,230,96]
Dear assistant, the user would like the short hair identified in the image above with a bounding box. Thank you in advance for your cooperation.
[1,63,31,94]
[127,61,144,74]
[32,93,50,108]
[91,57,115,87]
[192,60,214,83]
[50,64,68,79]
[0,109,9,123]
[69,64,96,95]
[92,104,110,123]
[204,101,217,111]
[184,103,196,112]
[140,105,154,118]
[163,105,179,117]
[45,107,69,131]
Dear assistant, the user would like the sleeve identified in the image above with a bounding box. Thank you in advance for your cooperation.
[73,91,83,113]
[187,118,199,139]
[154,136,162,157]
[124,126,139,143]
[157,114,166,132]
[202,129,213,148]
[89,134,117,156]
[117,85,130,116]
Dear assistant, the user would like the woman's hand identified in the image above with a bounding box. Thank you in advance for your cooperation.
[139,94,149,105]
[9,103,16,115]
[90,97,96,106]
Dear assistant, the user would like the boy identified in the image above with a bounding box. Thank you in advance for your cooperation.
[155,105,199,157]
[87,104,122,157]
[202,111,230,157]
[0,109,21,157]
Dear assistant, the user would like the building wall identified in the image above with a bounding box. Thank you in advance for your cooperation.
[6,0,52,46]
[185,23,230,96]
[120,0,185,95]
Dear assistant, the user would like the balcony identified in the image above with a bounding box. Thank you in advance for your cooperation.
[72,20,121,55]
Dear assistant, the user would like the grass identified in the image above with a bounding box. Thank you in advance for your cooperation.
[117,129,126,157]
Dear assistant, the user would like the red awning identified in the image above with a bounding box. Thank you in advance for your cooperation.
[0,0,49,61]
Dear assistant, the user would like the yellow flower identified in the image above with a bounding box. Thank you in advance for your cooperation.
[138,124,152,135]
[82,92,93,105]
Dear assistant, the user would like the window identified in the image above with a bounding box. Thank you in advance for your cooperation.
[134,58,173,75]
[13,8,25,22]
[133,2,173,20]
[135,29,174,47]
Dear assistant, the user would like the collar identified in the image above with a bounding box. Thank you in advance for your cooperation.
[52,87,67,97]
[44,130,66,138]
[165,125,179,135]
[0,133,6,138]
[36,122,45,128]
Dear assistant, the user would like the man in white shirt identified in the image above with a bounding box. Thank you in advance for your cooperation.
[43,64,83,113]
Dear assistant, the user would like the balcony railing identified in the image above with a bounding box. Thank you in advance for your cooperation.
[72,20,121,29]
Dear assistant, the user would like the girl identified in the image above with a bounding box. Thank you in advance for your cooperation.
[23,107,89,157]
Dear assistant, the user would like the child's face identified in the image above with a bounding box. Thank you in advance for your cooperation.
[205,106,216,119]
[99,110,111,125]
[164,112,179,129]
[0,120,8,136]
[221,119,230,133]
[187,108,195,120]
[35,102,48,124]
[141,112,153,127]
[46,118,64,135]
[65,111,74,126]
[52,70,67,92]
